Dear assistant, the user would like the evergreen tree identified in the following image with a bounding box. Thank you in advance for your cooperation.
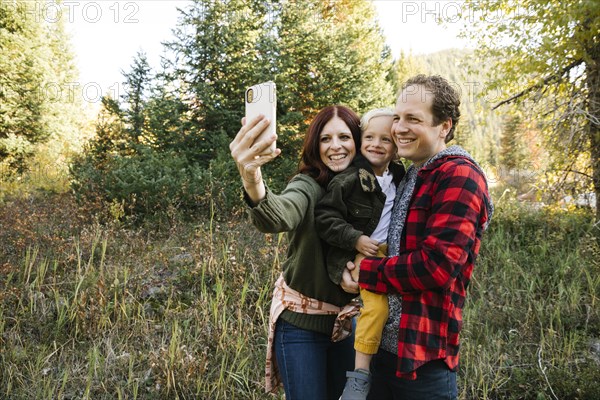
[42,0,82,148]
[121,52,152,145]
[500,115,527,171]
[0,0,48,172]
[268,0,396,168]
[168,0,267,165]
[1,0,85,177]
[392,50,428,92]
[84,53,153,158]
[144,62,195,156]
[455,118,476,156]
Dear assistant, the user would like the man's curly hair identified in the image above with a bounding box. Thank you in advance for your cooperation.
[401,74,461,143]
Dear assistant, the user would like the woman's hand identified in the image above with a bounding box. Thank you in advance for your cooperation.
[229,115,280,204]
[341,261,359,294]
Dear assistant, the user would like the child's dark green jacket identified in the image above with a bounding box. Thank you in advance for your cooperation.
[315,155,405,285]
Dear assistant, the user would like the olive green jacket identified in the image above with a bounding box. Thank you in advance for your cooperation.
[245,173,356,336]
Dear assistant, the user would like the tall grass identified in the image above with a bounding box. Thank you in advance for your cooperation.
[461,201,600,399]
[0,194,284,399]
[1,193,598,399]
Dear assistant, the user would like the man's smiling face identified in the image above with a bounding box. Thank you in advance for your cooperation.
[392,85,451,167]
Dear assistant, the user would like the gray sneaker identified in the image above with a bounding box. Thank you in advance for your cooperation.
[339,369,371,400]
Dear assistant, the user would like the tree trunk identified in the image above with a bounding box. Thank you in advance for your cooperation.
[587,39,600,222]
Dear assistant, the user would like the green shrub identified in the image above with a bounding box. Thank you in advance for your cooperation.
[70,146,248,223]
[0,133,34,176]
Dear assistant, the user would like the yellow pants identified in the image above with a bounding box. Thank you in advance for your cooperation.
[354,244,389,355]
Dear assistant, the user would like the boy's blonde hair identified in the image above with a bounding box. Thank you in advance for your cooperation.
[360,107,395,133]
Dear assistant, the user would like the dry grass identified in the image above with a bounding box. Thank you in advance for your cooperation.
[0,192,599,399]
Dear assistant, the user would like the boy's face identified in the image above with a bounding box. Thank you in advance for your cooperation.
[360,115,396,176]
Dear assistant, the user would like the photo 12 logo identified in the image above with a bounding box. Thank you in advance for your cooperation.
[0,81,125,104]
[399,1,530,24]
[399,80,507,105]
[9,1,140,24]
[36,81,124,103]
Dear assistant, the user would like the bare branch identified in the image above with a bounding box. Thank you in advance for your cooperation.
[492,59,584,110]
[562,169,594,180]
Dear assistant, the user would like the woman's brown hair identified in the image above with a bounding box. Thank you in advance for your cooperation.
[298,105,361,186]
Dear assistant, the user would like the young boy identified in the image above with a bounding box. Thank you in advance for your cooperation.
[315,108,405,400]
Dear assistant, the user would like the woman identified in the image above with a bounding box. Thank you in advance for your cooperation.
[229,105,362,399]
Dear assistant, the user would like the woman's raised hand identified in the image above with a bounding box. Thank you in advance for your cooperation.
[229,115,280,204]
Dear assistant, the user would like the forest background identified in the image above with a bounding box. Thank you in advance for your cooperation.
[1,0,599,398]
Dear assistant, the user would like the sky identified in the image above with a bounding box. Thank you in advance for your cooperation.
[63,0,469,102]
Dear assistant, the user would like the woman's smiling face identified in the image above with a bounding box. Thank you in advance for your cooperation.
[319,116,357,173]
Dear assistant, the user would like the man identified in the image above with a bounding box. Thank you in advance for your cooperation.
[343,75,493,400]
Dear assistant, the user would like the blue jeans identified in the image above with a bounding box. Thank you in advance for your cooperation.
[367,350,458,400]
[274,318,355,400]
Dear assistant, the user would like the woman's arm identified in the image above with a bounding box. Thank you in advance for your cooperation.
[247,175,318,233]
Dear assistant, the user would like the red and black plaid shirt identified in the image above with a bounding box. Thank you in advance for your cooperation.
[359,155,492,379]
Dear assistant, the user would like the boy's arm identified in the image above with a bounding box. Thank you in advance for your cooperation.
[355,235,379,257]
[314,177,363,251]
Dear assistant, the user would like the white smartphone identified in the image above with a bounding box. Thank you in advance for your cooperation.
[245,81,276,154]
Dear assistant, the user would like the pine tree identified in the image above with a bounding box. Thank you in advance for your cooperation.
[144,62,194,156]
[455,118,476,157]
[168,0,267,165]
[1,0,85,177]
[272,0,395,162]
[120,52,152,145]
[392,50,428,92]
[0,0,48,172]
[500,115,527,171]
